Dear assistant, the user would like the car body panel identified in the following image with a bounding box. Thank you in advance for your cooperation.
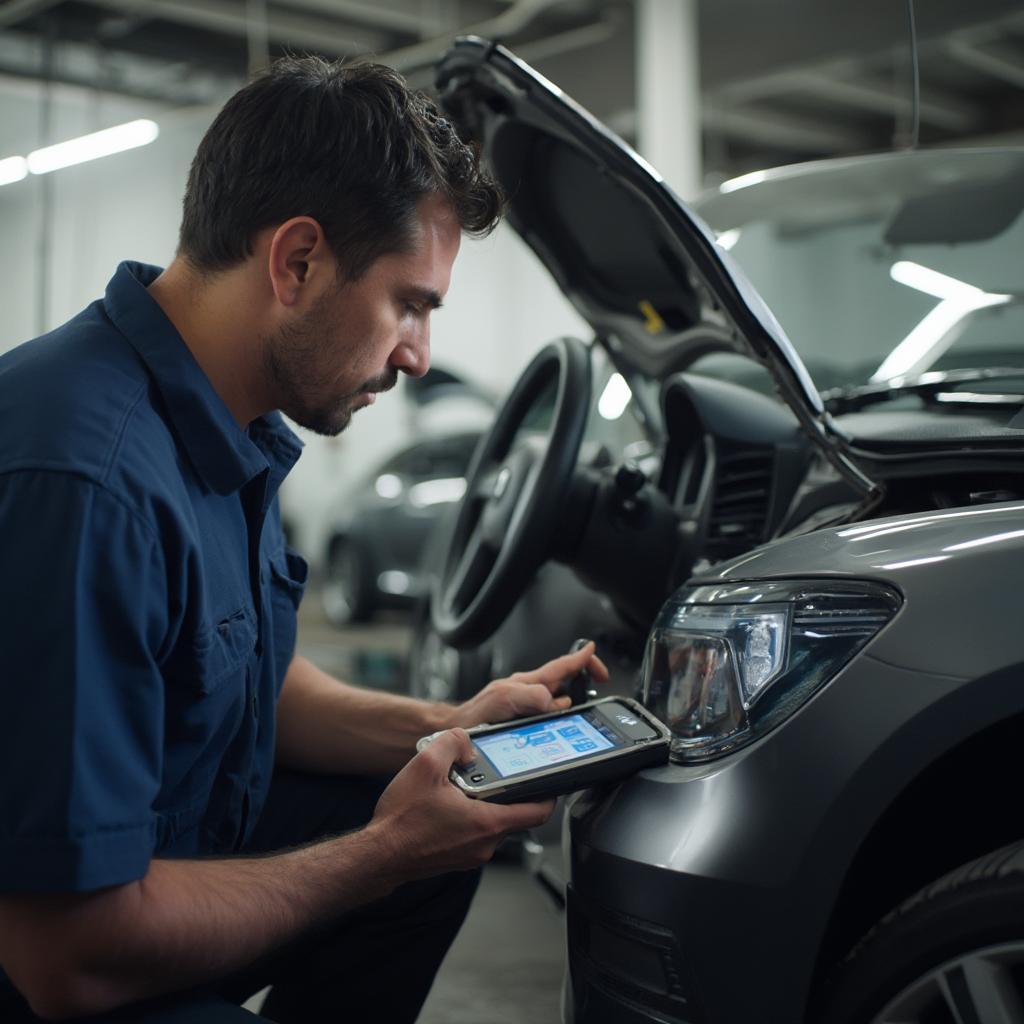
[703,500,1024,676]
[566,506,1024,1022]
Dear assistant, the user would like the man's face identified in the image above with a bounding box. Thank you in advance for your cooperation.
[263,193,461,436]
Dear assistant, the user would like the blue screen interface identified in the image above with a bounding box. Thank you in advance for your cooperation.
[474,712,623,779]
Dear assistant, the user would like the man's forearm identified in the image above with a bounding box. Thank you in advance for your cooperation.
[1,824,398,1020]
[275,654,454,774]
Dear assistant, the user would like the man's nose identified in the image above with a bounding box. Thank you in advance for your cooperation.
[390,323,431,379]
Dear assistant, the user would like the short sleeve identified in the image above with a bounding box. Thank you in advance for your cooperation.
[0,470,167,892]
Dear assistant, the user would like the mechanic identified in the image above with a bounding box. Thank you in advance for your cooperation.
[0,56,607,1023]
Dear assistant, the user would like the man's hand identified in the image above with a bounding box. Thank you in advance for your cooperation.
[449,641,610,730]
[368,729,554,882]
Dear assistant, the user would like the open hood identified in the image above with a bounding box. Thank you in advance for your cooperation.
[436,39,822,408]
[436,38,879,504]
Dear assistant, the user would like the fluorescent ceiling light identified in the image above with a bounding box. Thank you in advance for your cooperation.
[0,156,27,187]
[27,119,159,175]
[890,260,987,302]
[871,261,1011,381]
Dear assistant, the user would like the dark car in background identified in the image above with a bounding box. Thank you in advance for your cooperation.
[321,430,480,624]
[416,38,1024,1024]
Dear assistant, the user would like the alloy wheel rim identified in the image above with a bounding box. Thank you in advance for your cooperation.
[872,941,1024,1023]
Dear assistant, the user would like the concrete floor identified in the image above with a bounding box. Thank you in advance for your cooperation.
[245,861,566,1023]
[251,591,569,1023]
[419,862,565,1024]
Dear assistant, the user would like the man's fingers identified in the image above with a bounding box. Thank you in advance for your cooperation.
[490,798,557,832]
[519,642,611,693]
[509,682,561,717]
[587,653,610,684]
[420,728,476,773]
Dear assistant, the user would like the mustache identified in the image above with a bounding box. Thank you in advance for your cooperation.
[360,369,398,395]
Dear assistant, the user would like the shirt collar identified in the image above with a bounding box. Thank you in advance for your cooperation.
[103,261,303,495]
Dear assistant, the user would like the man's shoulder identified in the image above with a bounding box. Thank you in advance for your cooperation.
[0,301,178,491]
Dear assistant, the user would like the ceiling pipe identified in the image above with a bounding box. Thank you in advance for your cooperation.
[379,0,557,72]
[704,104,866,152]
[271,0,432,37]
[715,59,977,133]
[512,15,619,65]
[85,0,388,57]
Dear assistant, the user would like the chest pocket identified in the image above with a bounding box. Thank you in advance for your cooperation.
[158,605,259,852]
[177,607,258,695]
[267,546,308,687]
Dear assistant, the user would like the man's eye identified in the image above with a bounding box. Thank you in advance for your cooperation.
[403,302,423,316]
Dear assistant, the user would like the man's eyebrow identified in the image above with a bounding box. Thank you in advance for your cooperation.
[407,287,443,309]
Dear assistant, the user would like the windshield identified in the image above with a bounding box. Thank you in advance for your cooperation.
[694,149,1024,392]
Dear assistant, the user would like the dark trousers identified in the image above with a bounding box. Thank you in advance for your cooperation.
[4,771,480,1022]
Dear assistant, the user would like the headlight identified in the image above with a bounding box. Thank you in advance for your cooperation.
[641,579,901,762]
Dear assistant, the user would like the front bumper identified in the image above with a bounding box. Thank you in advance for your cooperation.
[563,654,969,1024]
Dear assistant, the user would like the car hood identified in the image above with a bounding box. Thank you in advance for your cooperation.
[435,38,876,502]
[436,37,805,385]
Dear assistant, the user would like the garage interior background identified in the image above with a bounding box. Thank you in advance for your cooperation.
[2,0,1024,564]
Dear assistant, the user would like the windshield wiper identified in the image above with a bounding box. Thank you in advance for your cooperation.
[822,367,1024,415]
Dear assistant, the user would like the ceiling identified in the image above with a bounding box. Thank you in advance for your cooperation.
[2,0,1024,182]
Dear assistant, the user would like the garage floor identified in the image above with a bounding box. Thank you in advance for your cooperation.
[419,861,565,1024]
[263,592,568,1023]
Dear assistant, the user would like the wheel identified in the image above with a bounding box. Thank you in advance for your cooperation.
[321,537,373,626]
[408,626,460,701]
[816,840,1024,1024]
[430,336,591,646]
[407,614,492,703]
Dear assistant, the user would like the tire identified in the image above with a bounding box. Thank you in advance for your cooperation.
[815,840,1024,1024]
[321,538,373,626]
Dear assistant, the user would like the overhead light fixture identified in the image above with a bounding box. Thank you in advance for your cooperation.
[872,260,1011,381]
[0,156,28,187]
[26,119,159,175]
[889,260,989,302]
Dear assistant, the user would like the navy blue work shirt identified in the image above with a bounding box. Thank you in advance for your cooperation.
[0,261,307,893]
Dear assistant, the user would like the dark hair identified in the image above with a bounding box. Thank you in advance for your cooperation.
[178,55,503,279]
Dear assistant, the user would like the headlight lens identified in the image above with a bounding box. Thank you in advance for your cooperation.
[641,579,901,762]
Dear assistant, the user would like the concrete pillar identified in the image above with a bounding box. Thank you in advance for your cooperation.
[635,0,702,200]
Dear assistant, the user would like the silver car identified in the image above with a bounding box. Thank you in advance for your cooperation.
[431,39,1024,1024]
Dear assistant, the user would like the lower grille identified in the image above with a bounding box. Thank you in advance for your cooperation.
[566,887,704,1023]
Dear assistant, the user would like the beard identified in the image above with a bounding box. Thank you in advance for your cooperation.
[262,299,397,437]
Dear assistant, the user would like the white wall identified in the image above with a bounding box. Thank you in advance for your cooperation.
[0,80,209,347]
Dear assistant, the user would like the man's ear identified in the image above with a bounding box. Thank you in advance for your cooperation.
[267,217,331,307]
